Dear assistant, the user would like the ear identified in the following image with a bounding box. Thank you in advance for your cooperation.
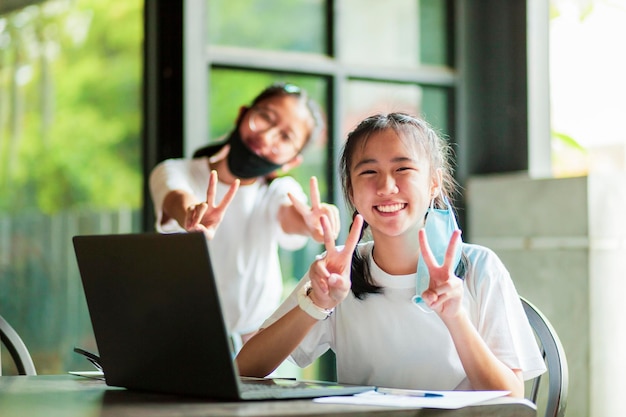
[430,168,443,199]
[279,154,303,173]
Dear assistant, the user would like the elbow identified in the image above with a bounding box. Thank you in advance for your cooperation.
[506,371,525,398]
[235,353,273,379]
[235,331,275,378]
[507,384,525,399]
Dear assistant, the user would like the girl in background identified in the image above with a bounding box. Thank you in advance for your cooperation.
[149,83,339,347]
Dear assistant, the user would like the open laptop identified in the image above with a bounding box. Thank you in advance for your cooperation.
[72,232,373,400]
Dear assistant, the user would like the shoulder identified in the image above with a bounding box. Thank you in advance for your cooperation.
[149,157,211,190]
[152,157,207,173]
[461,242,511,288]
[461,242,503,265]
[265,175,305,199]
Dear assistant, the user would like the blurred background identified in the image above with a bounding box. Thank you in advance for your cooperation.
[1,1,624,416]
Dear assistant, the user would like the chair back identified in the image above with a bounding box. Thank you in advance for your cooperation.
[521,297,568,417]
[0,314,37,375]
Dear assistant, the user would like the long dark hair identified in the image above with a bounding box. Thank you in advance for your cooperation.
[340,113,460,299]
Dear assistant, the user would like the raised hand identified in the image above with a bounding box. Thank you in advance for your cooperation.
[184,170,240,240]
[287,176,340,243]
[307,214,364,310]
[418,228,463,319]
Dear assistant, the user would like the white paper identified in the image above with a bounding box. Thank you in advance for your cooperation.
[313,389,510,409]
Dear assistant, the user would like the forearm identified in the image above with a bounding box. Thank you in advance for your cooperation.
[235,306,318,377]
[278,204,309,236]
[161,190,197,228]
[443,311,524,397]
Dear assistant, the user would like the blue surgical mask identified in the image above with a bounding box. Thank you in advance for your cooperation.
[412,196,463,309]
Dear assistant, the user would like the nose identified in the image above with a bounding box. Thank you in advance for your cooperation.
[255,128,281,155]
[376,174,399,196]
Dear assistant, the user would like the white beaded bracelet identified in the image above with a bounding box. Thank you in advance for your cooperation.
[297,282,334,320]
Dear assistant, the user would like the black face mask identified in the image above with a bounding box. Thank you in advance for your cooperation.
[226,127,283,179]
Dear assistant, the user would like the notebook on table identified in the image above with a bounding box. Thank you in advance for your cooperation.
[72,232,373,400]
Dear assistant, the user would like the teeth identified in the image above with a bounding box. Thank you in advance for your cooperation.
[377,203,405,213]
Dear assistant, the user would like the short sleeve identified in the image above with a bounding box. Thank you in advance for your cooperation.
[148,158,210,233]
[463,245,547,381]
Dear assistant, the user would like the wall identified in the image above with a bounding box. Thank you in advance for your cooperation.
[467,172,626,417]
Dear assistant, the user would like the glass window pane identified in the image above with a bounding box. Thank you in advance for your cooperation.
[0,0,142,375]
[344,81,422,135]
[344,80,451,139]
[208,69,329,286]
[341,0,449,67]
[419,0,450,66]
[421,86,452,134]
[208,0,327,54]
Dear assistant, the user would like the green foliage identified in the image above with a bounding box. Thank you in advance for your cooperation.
[0,0,142,214]
[552,131,586,152]
[208,0,325,53]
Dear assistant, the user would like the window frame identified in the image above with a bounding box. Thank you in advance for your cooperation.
[143,0,533,234]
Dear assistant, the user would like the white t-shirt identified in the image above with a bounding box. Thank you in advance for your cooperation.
[262,241,546,389]
[149,157,308,335]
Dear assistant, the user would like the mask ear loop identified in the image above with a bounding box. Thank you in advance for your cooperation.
[411,194,438,312]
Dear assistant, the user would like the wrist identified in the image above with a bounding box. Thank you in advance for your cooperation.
[439,307,469,329]
[297,281,334,320]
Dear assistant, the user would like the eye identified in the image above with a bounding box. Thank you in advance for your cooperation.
[257,109,276,125]
[280,131,296,144]
[358,169,376,176]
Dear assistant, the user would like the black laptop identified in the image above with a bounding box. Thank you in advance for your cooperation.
[72,232,373,400]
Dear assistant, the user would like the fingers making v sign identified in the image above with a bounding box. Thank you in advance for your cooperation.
[184,170,240,240]
[307,214,364,310]
[288,176,341,243]
[418,228,463,319]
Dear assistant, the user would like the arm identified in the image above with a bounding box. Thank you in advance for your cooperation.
[419,229,524,397]
[236,304,320,377]
[443,309,524,396]
[161,170,239,240]
[279,176,340,243]
[161,189,199,228]
[236,214,364,377]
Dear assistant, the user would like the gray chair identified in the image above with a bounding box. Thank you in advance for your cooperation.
[0,314,37,375]
[521,297,568,417]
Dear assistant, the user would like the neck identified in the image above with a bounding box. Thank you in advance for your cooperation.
[370,231,420,275]
[212,158,258,186]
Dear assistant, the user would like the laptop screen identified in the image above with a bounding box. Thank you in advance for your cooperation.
[73,232,374,400]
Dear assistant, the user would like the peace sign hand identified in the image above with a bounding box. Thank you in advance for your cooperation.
[418,228,463,320]
[184,170,240,240]
[288,176,340,243]
[307,214,364,310]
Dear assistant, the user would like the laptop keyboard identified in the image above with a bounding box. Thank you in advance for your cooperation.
[238,377,374,400]
[240,379,305,392]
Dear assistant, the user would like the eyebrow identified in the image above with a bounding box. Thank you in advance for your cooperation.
[256,105,298,138]
[353,156,416,170]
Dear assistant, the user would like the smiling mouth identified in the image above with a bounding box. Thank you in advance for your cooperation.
[376,203,407,213]
[246,142,263,156]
